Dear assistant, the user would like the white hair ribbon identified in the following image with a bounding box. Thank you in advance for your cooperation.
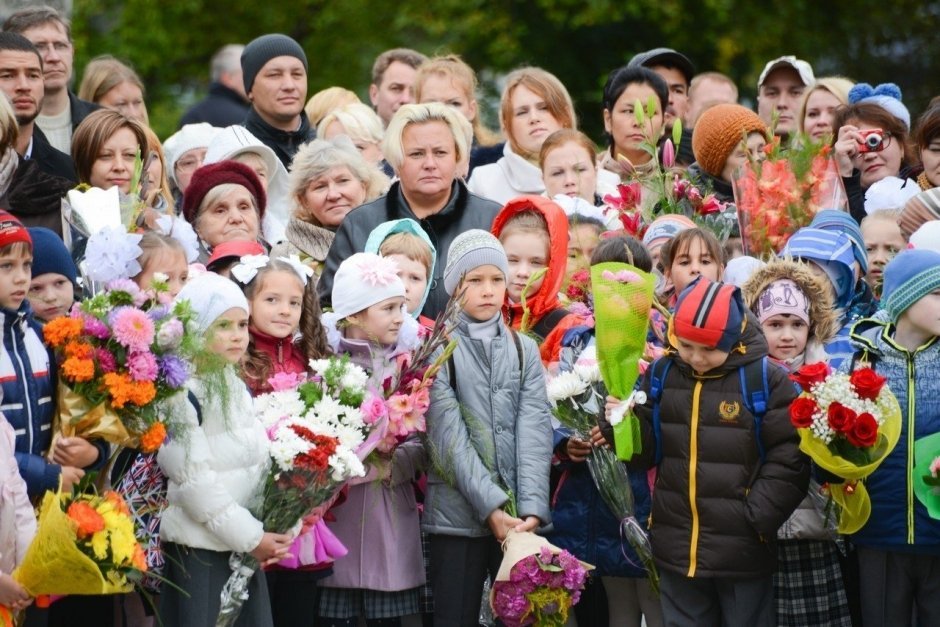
[277,255,315,286]
[230,254,269,284]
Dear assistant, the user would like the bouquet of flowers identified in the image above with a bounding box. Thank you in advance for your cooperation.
[732,138,846,256]
[490,531,591,626]
[788,362,901,533]
[913,432,940,519]
[43,278,203,457]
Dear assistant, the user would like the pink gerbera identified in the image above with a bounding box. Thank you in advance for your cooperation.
[110,307,155,352]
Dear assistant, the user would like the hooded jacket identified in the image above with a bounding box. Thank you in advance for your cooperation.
[363,218,437,317]
[631,313,809,577]
[490,195,586,365]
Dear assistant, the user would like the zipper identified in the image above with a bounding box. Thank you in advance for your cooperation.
[10,317,34,453]
[687,379,703,577]
[907,355,915,544]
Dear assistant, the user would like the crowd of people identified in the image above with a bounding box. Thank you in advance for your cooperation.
[0,3,938,627]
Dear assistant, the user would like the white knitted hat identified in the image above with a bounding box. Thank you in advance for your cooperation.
[163,123,219,185]
[174,272,248,334]
[331,253,406,319]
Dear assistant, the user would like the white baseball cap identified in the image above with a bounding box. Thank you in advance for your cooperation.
[758,56,815,89]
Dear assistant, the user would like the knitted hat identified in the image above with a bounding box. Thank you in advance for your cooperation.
[174,272,248,335]
[163,123,219,186]
[642,214,697,248]
[756,279,810,324]
[899,188,940,240]
[672,277,745,352]
[781,228,856,308]
[848,83,911,130]
[181,160,267,225]
[241,34,307,94]
[723,255,765,288]
[758,55,815,89]
[692,104,768,178]
[331,253,406,319]
[809,209,869,274]
[443,229,509,296]
[627,47,695,84]
[27,227,76,283]
[881,249,940,321]
[908,221,940,253]
[0,211,31,251]
[206,239,266,273]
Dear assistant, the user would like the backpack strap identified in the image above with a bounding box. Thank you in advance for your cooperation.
[531,307,570,341]
[739,357,771,464]
[187,390,203,426]
[648,357,674,465]
[446,329,526,403]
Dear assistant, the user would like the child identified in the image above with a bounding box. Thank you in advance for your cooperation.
[364,218,437,326]
[424,229,553,626]
[643,214,696,273]
[659,228,724,303]
[859,209,905,297]
[847,249,940,624]
[742,259,852,626]
[0,411,36,614]
[491,195,586,365]
[26,227,77,323]
[689,103,768,203]
[566,213,604,277]
[157,272,291,627]
[616,277,809,626]
[809,209,876,321]
[317,252,426,627]
[133,231,191,297]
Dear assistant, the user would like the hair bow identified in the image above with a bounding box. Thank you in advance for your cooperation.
[230,254,270,284]
[155,215,200,263]
[277,255,315,286]
[84,226,144,283]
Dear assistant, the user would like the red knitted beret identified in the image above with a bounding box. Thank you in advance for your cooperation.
[181,160,267,225]
[691,104,767,178]
[0,210,32,251]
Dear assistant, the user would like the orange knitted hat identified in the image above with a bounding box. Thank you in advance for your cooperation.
[692,104,767,178]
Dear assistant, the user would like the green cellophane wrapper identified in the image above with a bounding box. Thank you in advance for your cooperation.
[591,262,655,461]
[913,431,940,519]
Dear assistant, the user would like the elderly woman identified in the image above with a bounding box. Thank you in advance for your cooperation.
[271,137,388,283]
[318,102,501,318]
[79,55,149,125]
[163,123,220,206]
[182,160,266,263]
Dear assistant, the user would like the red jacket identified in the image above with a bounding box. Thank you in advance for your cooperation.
[245,328,307,396]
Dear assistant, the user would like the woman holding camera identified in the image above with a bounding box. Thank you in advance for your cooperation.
[832,84,918,223]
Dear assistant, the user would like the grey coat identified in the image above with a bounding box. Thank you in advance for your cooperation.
[422,315,553,537]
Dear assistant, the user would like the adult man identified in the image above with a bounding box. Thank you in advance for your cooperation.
[240,33,314,168]
[369,48,427,127]
[686,71,739,127]
[179,44,250,128]
[756,55,815,140]
[3,5,98,154]
[628,47,694,132]
[0,32,75,183]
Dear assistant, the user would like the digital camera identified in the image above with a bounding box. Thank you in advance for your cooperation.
[857,129,886,153]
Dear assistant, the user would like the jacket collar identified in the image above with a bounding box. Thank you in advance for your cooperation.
[208,82,249,105]
[244,108,313,165]
[250,327,299,365]
[284,217,335,261]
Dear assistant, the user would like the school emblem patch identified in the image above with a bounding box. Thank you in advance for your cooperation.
[718,400,741,422]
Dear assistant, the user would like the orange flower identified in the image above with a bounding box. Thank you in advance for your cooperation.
[139,422,166,453]
[103,372,133,408]
[128,381,156,406]
[132,543,148,572]
[64,341,94,360]
[67,501,105,539]
[103,490,131,516]
[62,357,95,383]
[43,317,83,348]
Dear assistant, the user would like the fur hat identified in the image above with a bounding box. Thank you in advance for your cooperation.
[27,227,76,283]
[692,104,767,178]
[182,160,267,225]
[881,249,940,321]
[672,277,745,352]
[848,83,911,130]
[174,273,248,335]
[443,229,509,296]
[241,34,307,94]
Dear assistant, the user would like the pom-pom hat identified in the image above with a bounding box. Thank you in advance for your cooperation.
[331,252,406,319]
[672,277,745,352]
[241,34,307,95]
[881,249,940,322]
[848,83,911,130]
[182,160,267,225]
[692,104,768,178]
[0,211,31,251]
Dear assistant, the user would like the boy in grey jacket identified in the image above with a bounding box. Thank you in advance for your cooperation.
[424,229,553,627]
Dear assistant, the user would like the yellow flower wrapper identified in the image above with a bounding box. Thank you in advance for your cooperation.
[48,382,136,459]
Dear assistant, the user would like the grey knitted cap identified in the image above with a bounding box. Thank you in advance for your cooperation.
[241,34,308,94]
[443,229,509,295]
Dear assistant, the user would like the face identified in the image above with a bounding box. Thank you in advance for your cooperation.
[346,296,405,345]
[676,337,730,375]
[397,120,458,204]
[541,141,597,201]
[146,153,163,197]
[462,265,506,321]
[385,253,428,315]
[301,165,367,227]
[370,61,417,126]
[567,224,600,275]
[174,147,207,192]
[757,67,806,136]
[503,231,549,303]
[604,82,664,159]
[686,77,737,125]
[99,80,147,124]
[508,84,564,156]
[851,121,904,188]
[196,186,260,248]
[207,307,250,364]
[0,247,31,310]
[135,248,189,298]
[28,272,72,322]
[0,50,44,125]
[249,270,304,339]
[650,66,689,129]
[233,152,269,191]
[666,236,720,295]
[802,89,842,142]
[88,127,140,192]
[21,22,73,93]
[248,56,307,124]
[720,132,768,183]
[898,291,940,342]
[861,217,905,288]
[760,314,809,362]
[419,74,477,123]
[922,137,940,188]
[323,120,383,165]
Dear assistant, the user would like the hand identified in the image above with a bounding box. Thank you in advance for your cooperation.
[59,466,85,492]
[250,532,292,566]
[0,573,30,609]
[486,509,524,543]
[834,124,861,177]
[513,516,540,534]
[52,437,100,468]
[565,437,592,463]
[589,426,609,449]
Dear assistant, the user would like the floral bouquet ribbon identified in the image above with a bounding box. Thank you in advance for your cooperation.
[913,431,940,519]
[591,262,655,461]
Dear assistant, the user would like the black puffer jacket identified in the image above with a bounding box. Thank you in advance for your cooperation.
[631,314,809,578]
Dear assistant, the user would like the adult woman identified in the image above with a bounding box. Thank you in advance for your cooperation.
[163,123,219,206]
[468,67,586,204]
[141,125,175,213]
[600,66,668,182]
[539,129,602,204]
[71,109,148,195]
[78,55,149,125]
[913,105,940,190]
[271,137,388,285]
[415,54,503,174]
[182,160,266,263]
[317,103,385,168]
[800,77,854,143]
[318,103,501,318]
[304,86,360,128]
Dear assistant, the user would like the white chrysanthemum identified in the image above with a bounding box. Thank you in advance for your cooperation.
[311,396,344,425]
[340,365,369,393]
[255,391,307,427]
[573,359,602,384]
[309,359,331,376]
[547,371,589,403]
[330,447,365,481]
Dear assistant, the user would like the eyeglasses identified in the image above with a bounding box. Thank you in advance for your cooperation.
[175,157,203,173]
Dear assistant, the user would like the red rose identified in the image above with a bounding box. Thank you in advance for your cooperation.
[790,362,831,391]
[789,397,818,428]
[846,412,879,448]
[850,368,887,401]
[827,402,857,434]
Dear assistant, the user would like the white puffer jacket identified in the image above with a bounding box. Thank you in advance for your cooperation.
[157,368,269,554]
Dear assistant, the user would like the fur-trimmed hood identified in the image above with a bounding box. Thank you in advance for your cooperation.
[741,257,840,345]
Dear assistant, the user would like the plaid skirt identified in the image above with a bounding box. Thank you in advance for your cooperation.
[318,586,420,620]
[774,539,852,627]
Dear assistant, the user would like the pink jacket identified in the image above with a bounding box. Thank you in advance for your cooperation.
[0,416,35,574]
